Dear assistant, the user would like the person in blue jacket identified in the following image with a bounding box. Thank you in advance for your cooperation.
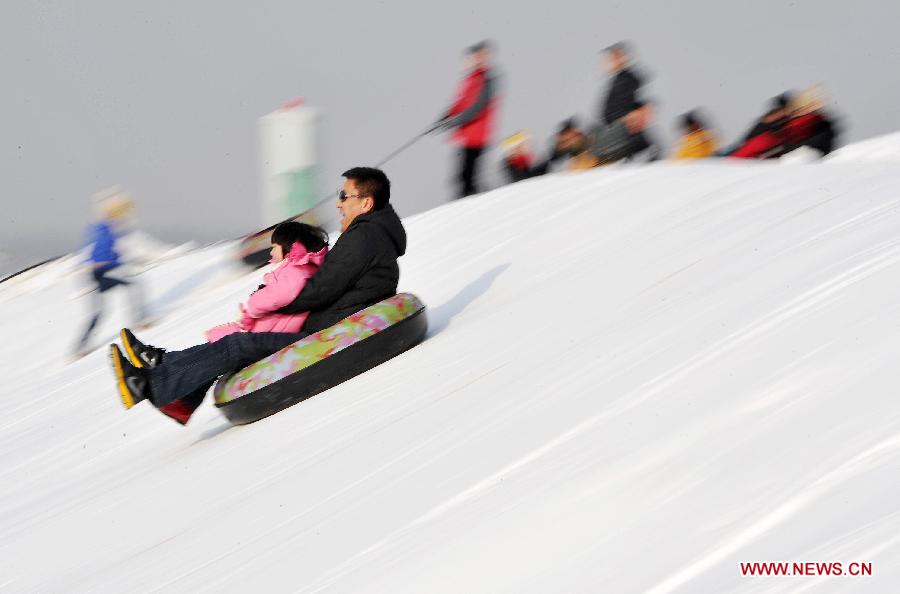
[73,191,146,357]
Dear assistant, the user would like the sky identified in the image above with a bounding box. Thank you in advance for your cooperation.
[3,0,900,273]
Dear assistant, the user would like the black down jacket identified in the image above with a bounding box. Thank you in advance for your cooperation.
[278,205,407,332]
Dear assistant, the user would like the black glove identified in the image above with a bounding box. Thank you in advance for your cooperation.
[426,117,455,135]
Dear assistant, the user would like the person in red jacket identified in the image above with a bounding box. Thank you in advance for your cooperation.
[725,94,791,159]
[430,40,500,198]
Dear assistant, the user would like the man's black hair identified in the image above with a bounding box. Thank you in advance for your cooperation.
[342,166,391,210]
[271,221,329,254]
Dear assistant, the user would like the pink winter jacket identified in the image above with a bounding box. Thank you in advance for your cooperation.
[206,243,328,342]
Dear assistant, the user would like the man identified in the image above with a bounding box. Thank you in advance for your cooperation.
[431,40,500,198]
[109,167,406,424]
[599,42,644,126]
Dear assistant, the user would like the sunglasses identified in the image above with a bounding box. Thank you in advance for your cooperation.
[338,190,367,202]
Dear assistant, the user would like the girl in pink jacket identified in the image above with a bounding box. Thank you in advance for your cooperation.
[206,222,328,342]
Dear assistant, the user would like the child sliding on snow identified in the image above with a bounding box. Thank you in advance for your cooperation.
[206,222,329,342]
[136,221,328,425]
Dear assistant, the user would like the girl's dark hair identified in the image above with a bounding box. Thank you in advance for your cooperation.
[271,222,329,254]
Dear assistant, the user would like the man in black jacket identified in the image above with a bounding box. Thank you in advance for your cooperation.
[599,42,644,126]
[108,167,407,421]
[279,167,406,331]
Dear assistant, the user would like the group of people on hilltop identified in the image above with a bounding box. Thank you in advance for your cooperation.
[428,40,840,194]
[494,42,662,182]
[670,86,837,161]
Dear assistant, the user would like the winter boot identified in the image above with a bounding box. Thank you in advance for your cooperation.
[109,344,151,409]
[120,328,165,369]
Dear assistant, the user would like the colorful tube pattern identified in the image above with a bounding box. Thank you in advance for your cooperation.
[213,293,425,405]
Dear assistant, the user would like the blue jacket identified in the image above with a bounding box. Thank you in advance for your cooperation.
[87,222,121,269]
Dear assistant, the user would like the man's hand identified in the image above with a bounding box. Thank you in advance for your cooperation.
[426,117,454,135]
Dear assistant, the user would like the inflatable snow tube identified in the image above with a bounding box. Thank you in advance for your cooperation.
[213,293,427,424]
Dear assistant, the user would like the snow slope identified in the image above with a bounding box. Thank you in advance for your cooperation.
[3,154,900,593]
[827,130,900,164]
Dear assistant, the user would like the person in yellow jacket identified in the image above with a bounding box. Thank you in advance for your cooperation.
[673,111,718,159]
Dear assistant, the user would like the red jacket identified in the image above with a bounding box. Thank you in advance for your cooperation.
[447,67,498,148]
[785,113,823,146]
[731,130,784,159]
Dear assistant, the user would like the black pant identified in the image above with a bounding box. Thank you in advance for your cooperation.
[148,331,309,407]
[76,266,144,352]
[457,146,484,198]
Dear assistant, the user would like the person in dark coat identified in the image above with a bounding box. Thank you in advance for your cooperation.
[729,118,788,159]
[722,93,792,157]
[599,42,644,126]
[746,94,792,140]
[545,118,589,168]
[108,167,407,424]
[431,40,500,198]
[276,173,406,331]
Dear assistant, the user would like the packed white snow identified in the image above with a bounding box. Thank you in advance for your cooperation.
[2,147,900,592]
[827,130,900,164]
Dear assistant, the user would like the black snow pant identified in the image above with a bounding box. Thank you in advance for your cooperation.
[76,266,144,352]
[148,331,309,407]
[457,146,485,198]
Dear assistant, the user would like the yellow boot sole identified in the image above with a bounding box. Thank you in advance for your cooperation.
[120,329,144,369]
[110,345,136,409]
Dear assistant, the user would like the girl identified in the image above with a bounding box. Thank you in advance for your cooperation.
[206,221,328,342]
